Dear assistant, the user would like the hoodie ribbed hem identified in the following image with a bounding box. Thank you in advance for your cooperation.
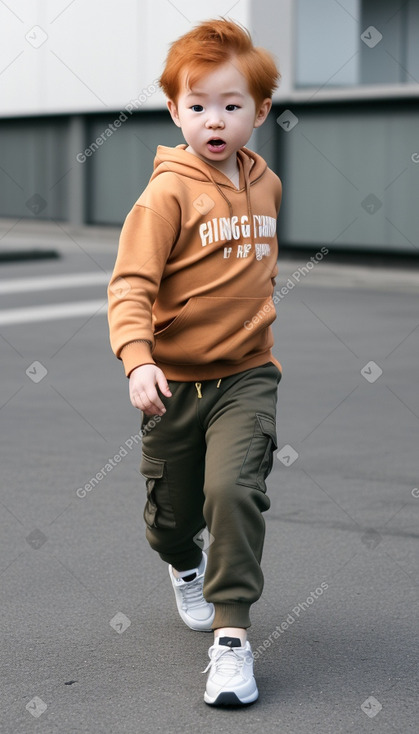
[212,603,252,630]
[154,353,282,382]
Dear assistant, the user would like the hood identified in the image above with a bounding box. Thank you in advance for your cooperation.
[150,144,268,246]
[151,144,267,187]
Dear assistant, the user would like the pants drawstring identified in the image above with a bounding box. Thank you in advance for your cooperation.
[196,379,221,398]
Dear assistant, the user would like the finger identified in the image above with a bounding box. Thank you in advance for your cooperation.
[156,372,172,397]
[131,397,158,415]
[141,388,166,416]
[129,387,153,412]
[130,393,143,410]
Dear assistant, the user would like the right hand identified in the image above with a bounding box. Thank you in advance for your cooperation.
[129,364,172,416]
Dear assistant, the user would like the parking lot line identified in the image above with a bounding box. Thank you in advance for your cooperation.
[0,299,107,325]
[0,272,110,294]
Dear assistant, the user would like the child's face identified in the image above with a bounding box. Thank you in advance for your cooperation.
[167,57,271,173]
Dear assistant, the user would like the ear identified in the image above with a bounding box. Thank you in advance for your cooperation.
[253,98,272,128]
[167,99,182,128]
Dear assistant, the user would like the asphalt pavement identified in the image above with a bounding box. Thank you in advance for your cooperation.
[1,219,418,733]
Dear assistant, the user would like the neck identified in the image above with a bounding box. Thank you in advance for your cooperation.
[185,146,240,186]
[215,157,240,187]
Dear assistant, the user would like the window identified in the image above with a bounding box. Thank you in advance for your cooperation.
[295,0,419,87]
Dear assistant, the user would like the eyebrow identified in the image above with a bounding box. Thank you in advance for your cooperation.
[185,90,246,98]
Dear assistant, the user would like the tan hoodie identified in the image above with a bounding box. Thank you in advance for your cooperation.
[108,144,282,381]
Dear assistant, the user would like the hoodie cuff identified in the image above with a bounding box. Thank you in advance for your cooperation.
[120,341,155,377]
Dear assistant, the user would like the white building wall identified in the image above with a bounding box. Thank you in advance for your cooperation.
[0,0,254,117]
[1,0,418,251]
[250,0,293,100]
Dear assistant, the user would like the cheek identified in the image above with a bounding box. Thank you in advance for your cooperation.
[188,119,203,133]
[234,116,254,136]
[235,112,253,127]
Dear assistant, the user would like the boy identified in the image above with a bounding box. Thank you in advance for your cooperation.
[108,18,282,706]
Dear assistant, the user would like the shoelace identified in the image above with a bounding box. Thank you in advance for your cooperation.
[179,576,207,609]
[202,646,245,676]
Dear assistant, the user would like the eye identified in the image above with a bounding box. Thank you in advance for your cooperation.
[226,104,240,111]
[190,104,204,112]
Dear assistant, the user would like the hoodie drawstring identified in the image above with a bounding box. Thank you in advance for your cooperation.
[206,154,255,251]
[245,173,255,251]
[207,172,234,238]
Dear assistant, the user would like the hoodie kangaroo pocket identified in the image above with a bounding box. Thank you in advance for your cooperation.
[154,296,276,365]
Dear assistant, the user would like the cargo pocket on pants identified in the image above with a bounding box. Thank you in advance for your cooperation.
[140,453,176,529]
[237,413,278,492]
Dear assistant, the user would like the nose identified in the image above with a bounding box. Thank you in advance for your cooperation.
[205,114,224,130]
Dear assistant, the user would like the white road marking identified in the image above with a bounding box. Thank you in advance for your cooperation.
[0,300,107,325]
[0,272,110,294]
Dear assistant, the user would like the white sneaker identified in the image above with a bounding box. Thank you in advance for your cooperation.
[168,552,214,632]
[203,636,258,706]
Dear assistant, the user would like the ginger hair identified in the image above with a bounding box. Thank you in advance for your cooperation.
[159,18,280,107]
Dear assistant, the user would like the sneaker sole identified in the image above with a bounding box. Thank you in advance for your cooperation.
[204,689,259,706]
[177,607,214,632]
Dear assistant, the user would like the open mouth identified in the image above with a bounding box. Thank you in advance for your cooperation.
[207,138,226,153]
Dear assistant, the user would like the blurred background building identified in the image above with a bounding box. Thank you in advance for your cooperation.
[0,0,418,253]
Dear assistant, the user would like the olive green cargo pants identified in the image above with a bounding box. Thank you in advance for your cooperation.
[140,362,281,629]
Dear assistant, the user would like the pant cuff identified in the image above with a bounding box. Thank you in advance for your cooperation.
[157,548,203,572]
[212,603,251,630]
